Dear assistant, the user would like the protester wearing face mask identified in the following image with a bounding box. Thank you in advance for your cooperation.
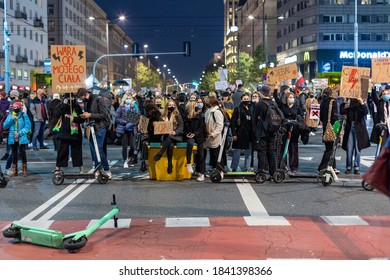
[230,93,253,172]
[183,100,206,181]
[115,97,140,168]
[274,91,304,175]
[30,88,49,151]
[153,99,184,174]
[3,102,31,176]
[370,83,390,146]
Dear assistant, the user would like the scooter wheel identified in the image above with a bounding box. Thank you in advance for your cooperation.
[97,174,109,184]
[3,227,20,239]
[52,171,64,185]
[210,169,222,183]
[0,177,8,188]
[321,175,332,187]
[273,171,285,184]
[255,172,266,184]
[63,236,87,251]
[362,180,374,191]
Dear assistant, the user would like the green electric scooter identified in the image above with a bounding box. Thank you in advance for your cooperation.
[2,194,119,252]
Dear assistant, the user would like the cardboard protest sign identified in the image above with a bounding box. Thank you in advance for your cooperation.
[340,66,371,99]
[154,121,173,135]
[215,81,229,91]
[51,45,86,93]
[360,75,370,100]
[312,78,328,89]
[371,57,390,83]
[310,104,320,120]
[138,115,149,134]
[266,63,298,85]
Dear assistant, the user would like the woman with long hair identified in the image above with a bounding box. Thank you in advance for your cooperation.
[184,100,206,181]
[153,99,184,174]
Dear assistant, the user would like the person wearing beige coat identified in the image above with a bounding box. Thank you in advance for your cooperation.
[205,96,224,168]
[305,92,319,130]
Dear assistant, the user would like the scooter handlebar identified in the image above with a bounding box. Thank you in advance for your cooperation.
[375,122,388,131]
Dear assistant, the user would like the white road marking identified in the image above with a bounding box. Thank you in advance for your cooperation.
[235,179,290,226]
[299,157,313,161]
[321,216,369,226]
[166,217,211,227]
[1,220,54,231]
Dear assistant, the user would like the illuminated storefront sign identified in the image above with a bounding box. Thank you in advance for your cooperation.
[339,51,390,59]
[284,55,297,64]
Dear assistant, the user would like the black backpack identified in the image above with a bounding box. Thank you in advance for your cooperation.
[262,101,283,132]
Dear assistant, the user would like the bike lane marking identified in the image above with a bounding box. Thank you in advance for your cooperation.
[234,179,290,226]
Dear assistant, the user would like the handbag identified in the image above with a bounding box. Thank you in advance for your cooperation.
[322,100,336,142]
[362,148,390,197]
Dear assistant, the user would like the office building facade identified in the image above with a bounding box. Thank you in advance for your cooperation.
[276,0,390,80]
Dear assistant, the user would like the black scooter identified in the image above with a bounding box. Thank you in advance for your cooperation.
[52,121,110,185]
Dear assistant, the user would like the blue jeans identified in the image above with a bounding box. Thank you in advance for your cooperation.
[346,123,361,170]
[89,127,109,172]
[32,121,45,148]
[231,147,251,171]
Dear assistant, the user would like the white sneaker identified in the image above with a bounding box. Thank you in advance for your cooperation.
[104,171,112,180]
[5,168,12,176]
[123,160,128,168]
[309,132,315,136]
[186,164,194,174]
[196,174,205,182]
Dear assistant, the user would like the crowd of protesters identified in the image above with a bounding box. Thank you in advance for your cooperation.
[0,80,388,182]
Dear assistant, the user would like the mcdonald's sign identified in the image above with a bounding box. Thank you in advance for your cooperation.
[303,51,310,61]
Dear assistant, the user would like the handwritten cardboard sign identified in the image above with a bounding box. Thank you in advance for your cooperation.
[310,104,320,120]
[312,78,328,89]
[153,121,173,135]
[51,45,86,93]
[371,57,390,83]
[266,63,298,85]
[215,81,229,91]
[340,66,371,99]
[138,115,149,134]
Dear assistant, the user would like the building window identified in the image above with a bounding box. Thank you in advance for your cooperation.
[30,50,33,60]
[323,15,344,23]
[17,69,22,80]
[361,15,371,22]
[11,69,15,79]
[24,70,28,81]
[48,4,54,15]
[48,20,55,32]
[361,33,371,40]
[323,33,346,41]
[361,0,371,4]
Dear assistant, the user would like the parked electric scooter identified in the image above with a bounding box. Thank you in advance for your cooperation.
[361,122,388,191]
[52,120,110,185]
[270,119,320,183]
[209,122,258,183]
[3,194,119,252]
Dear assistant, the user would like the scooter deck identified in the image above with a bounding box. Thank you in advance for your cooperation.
[288,173,320,179]
[62,173,96,180]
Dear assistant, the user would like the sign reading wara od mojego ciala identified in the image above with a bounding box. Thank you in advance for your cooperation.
[340,66,371,99]
[371,57,390,83]
[266,63,298,85]
[51,45,86,93]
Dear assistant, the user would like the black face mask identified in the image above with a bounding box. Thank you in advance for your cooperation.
[242,101,250,106]
[168,107,175,112]
[13,108,20,113]
[156,104,162,109]
[10,97,15,100]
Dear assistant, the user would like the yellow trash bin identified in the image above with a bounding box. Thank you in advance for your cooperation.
[148,143,197,181]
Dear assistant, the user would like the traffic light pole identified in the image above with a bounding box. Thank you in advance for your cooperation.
[3,0,10,94]
[93,42,191,87]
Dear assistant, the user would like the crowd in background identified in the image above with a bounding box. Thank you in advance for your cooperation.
[0,81,389,182]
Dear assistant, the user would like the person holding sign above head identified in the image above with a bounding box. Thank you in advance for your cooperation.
[305,91,319,136]
[153,99,184,174]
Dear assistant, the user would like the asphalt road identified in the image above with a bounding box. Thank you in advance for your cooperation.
[1,121,389,224]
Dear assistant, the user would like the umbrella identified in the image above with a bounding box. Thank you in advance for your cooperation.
[112,80,129,86]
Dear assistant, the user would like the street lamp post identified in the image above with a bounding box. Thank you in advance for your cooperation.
[354,0,359,66]
[262,0,268,63]
[248,15,255,57]
[3,0,10,94]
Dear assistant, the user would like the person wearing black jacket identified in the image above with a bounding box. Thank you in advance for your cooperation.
[370,86,390,145]
[47,93,62,151]
[184,101,206,181]
[252,85,282,179]
[138,100,162,172]
[317,87,339,173]
[274,91,304,174]
[340,97,370,175]
[53,93,85,174]
[231,93,252,171]
[78,88,112,179]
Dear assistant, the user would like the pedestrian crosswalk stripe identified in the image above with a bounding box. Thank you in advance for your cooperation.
[321,216,369,226]
[165,217,211,227]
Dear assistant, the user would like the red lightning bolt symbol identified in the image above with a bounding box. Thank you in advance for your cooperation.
[347,68,359,90]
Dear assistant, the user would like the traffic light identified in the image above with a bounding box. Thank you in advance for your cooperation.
[132,43,140,57]
[183,42,191,57]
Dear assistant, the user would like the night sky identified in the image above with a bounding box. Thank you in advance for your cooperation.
[94,0,224,84]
